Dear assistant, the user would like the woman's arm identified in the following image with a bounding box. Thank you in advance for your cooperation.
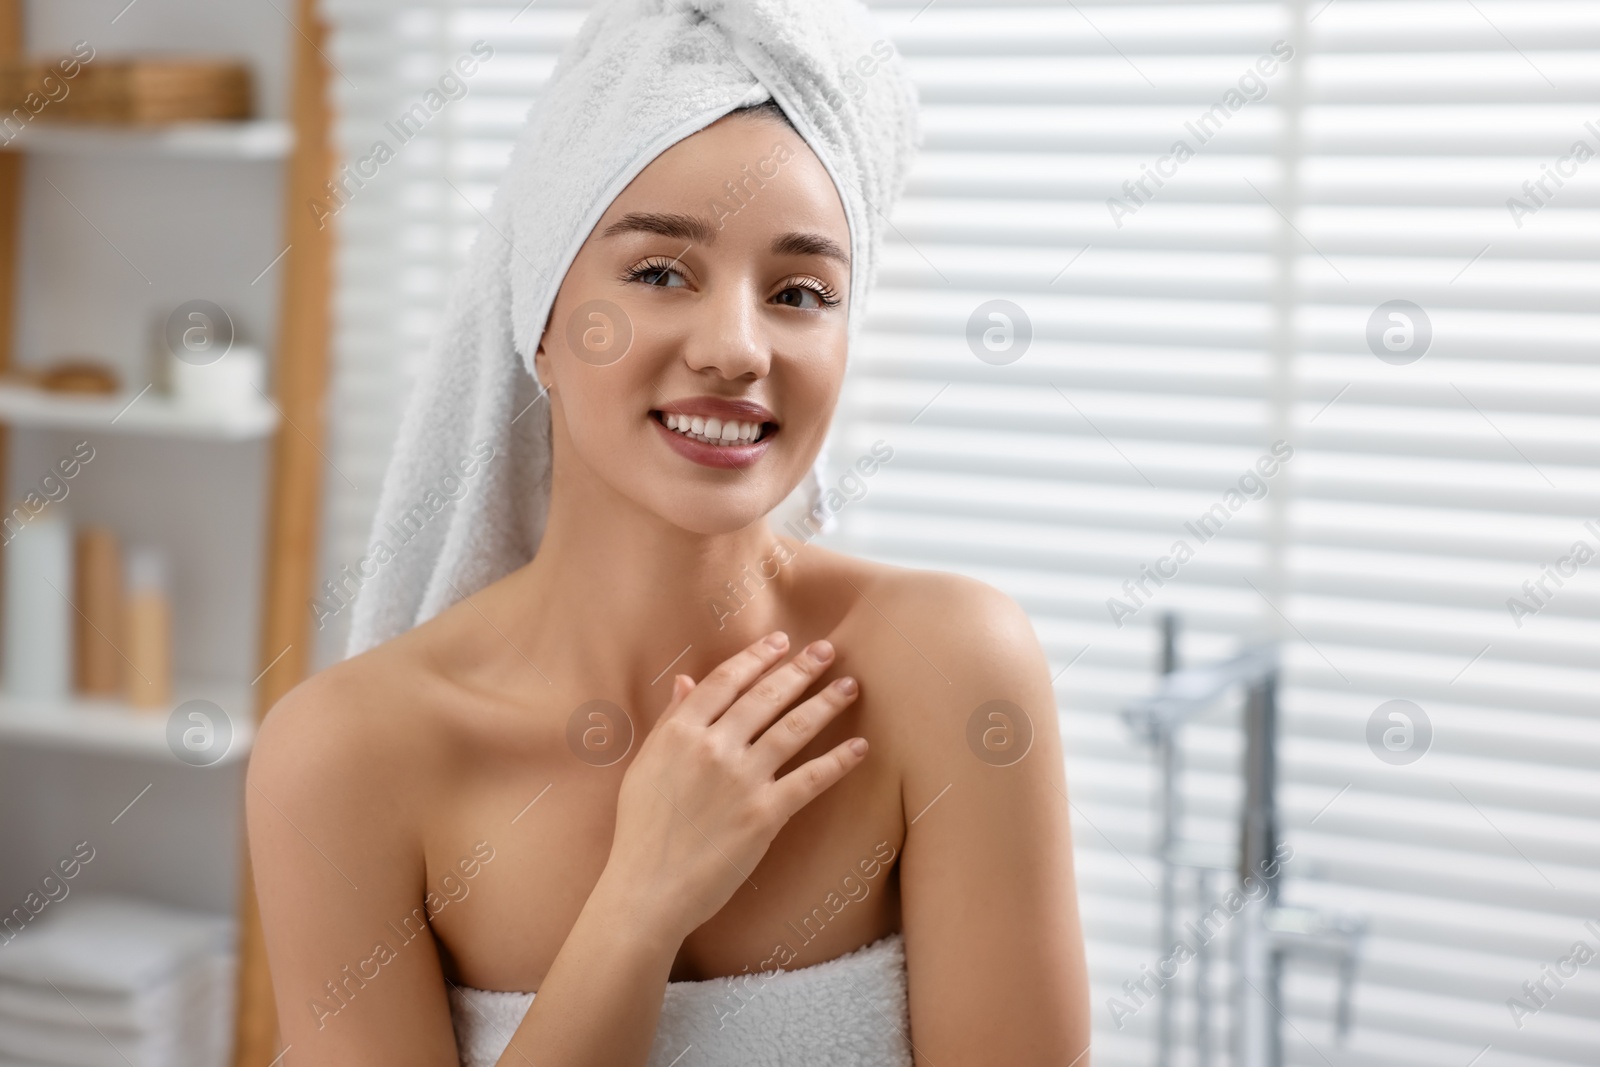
[891,574,1092,1065]
[246,670,463,1065]
[248,632,868,1066]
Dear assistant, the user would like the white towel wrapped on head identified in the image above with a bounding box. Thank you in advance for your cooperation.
[345,0,922,657]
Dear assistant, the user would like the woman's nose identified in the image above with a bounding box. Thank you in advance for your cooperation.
[683,282,771,380]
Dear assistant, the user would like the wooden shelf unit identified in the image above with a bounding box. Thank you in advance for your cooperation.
[0,4,334,1067]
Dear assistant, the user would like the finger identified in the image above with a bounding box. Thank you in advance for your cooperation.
[770,737,868,822]
[674,632,790,726]
[657,674,690,723]
[750,675,859,772]
[715,639,836,740]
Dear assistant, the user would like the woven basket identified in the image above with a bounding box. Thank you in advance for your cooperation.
[0,56,252,124]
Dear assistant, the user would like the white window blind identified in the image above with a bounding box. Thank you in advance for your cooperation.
[315,3,1600,1065]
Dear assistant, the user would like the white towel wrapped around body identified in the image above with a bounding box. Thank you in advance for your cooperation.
[449,930,911,1067]
[345,0,921,657]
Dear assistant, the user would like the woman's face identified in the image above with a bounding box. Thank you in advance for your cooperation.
[533,109,851,535]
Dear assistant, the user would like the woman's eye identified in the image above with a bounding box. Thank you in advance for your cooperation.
[636,266,685,287]
[624,257,694,287]
[775,286,818,309]
[774,283,838,310]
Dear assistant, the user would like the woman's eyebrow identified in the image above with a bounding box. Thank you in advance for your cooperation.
[771,231,850,266]
[602,211,850,266]
[603,211,716,244]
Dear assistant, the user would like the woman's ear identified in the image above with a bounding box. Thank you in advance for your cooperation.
[532,338,551,392]
[531,300,561,392]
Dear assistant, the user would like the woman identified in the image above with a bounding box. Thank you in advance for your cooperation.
[247,3,1089,1064]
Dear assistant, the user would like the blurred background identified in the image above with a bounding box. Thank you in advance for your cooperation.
[0,1,1594,1066]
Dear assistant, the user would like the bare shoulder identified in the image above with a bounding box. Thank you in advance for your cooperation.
[858,558,1035,650]
[819,548,1048,695]
[809,548,1058,788]
[247,632,450,831]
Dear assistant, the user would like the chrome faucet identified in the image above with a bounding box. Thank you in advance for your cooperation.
[1121,612,1364,1067]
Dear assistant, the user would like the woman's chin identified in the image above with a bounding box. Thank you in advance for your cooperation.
[578,434,815,536]
[667,503,781,537]
[627,482,790,538]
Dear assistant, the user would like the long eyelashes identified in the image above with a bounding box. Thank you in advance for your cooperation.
[777,275,841,309]
[619,258,841,309]
[619,257,686,287]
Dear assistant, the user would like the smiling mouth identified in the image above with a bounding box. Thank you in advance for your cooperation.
[651,410,777,447]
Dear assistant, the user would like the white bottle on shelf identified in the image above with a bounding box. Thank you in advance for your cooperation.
[3,511,75,700]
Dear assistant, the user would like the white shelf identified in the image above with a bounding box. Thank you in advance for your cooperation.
[0,120,293,160]
[0,680,256,764]
[0,383,278,440]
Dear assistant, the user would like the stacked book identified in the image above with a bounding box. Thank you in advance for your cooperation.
[0,895,235,1067]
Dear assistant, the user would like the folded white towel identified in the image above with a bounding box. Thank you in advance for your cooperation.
[0,895,236,1067]
[449,931,911,1067]
[0,946,225,1034]
[345,0,921,657]
[0,894,233,994]
[0,958,236,1067]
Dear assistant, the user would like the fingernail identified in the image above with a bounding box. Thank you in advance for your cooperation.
[850,738,868,756]
[835,676,857,695]
[766,631,788,650]
[809,640,834,663]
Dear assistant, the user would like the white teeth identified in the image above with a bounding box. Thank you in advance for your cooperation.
[658,412,767,446]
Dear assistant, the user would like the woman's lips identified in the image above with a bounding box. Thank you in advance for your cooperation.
[654,396,776,426]
[650,411,776,470]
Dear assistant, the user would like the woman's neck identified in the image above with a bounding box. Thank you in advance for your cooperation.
[489,460,816,713]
